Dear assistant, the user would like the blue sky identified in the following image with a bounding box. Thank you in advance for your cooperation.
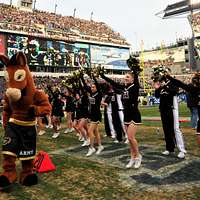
[0,0,192,50]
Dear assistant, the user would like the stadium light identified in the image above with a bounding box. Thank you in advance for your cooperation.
[90,11,93,21]
[160,0,200,19]
[73,8,76,18]
[33,0,36,10]
[157,0,200,70]
[54,3,57,14]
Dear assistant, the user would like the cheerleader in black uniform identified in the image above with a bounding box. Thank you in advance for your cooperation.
[47,86,64,138]
[102,85,124,142]
[166,72,200,147]
[81,74,104,156]
[100,58,142,169]
[101,84,116,138]
[74,79,90,146]
[152,66,186,158]
[64,89,75,133]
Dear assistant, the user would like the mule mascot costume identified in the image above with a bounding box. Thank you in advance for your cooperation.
[0,52,51,189]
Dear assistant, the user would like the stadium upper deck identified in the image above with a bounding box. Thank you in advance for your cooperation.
[0,3,130,47]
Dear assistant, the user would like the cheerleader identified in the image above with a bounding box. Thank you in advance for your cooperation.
[101,84,116,139]
[166,72,200,147]
[152,67,186,158]
[102,85,124,142]
[36,85,47,136]
[100,58,142,169]
[81,74,104,156]
[74,79,90,146]
[47,86,64,138]
[64,89,75,133]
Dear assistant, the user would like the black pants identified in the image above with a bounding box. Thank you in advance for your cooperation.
[2,122,36,160]
[160,109,175,152]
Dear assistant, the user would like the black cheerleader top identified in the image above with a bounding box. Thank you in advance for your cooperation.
[166,75,200,105]
[101,73,141,124]
[88,90,102,122]
[82,76,102,122]
[74,94,89,120]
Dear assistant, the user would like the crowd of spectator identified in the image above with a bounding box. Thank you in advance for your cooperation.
[191,12,200,36]
[0,3,129,46]
[0,73,193,104]
[143,58,174,68]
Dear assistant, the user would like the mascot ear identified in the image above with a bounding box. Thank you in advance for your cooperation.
[0,54,9,66]
[16,51,27,66]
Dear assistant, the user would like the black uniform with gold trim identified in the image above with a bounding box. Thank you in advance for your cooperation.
[101,73,141,124]
[3,120,36,160]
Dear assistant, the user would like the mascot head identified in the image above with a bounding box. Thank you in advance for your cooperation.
[0,51,36,102]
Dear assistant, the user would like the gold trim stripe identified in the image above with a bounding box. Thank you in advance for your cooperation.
[124,120,142,125]
[19,156,35,161]
[2,151,17,157]
[9,118,36,126]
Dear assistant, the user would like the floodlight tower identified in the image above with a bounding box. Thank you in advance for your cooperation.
[188,0,200,70]
[157,0,200,71]
[33,0,36,10]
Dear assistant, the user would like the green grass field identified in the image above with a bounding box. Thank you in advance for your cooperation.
[0,103,200,200]
[140,102,191,117]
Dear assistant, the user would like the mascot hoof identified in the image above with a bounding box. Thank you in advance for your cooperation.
[0,175,11,189]
[21,173,38,186]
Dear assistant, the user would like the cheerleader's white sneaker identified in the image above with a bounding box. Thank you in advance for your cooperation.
[134,154,142,169]
[86,147,96,157]
[68,128,74,133]
[52,132,60,138]
[126,159,135,168]
[82,139,90,147]
[162,150,170,155]
[64,128,69,133]
[124,138,129,144]
[96,145,104,155]
[177,152,185,159]
[38,130,46,136]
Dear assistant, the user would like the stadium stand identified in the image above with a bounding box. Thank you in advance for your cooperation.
[0,3,129,46]
[191,12,200,37]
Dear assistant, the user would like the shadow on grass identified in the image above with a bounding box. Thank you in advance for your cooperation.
[131,160,200,185]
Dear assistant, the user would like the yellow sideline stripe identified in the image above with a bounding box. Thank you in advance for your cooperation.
[9,118,36,126]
